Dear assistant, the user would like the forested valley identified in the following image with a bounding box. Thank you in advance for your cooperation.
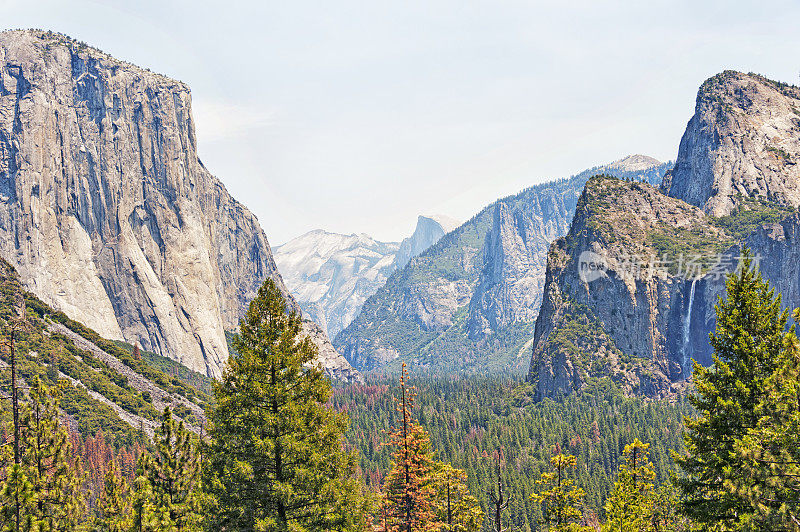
[335,377,689,529]
[1,254,799,531]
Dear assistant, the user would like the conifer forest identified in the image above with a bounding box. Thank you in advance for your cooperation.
[2,253,799,530]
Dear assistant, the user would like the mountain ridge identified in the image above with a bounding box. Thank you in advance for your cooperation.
[334,156,671,374]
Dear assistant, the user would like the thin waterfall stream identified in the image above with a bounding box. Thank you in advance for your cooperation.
[682,279,697,378]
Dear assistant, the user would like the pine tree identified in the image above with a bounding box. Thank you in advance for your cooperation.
[532,454,591,532]
[675,251,788,529]
[206,279,370,531]
[19,377,86,531]
[0,305,30,532]
[130,470,175,532]
[0,464,36,532]
[380,364,439,532]
[649,482,691,532]
[602,439,655,532]
[139,408,202,530]
[432,463,483,532]
[95,460,131,532]
[733,308,800,530]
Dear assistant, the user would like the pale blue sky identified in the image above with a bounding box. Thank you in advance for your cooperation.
[2,0,799,244]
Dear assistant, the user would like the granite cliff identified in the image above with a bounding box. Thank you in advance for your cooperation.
[0,29,358,381]
[529,72,800,399]
[335,156,670,374]
[662,71,800,215]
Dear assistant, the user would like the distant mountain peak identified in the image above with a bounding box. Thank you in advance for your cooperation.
[608,154,663,172]
[274,214,456,338]
[334,159,672,375]
[420,214,461,234]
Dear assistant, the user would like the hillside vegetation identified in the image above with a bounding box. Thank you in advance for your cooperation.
[0,259,207,445]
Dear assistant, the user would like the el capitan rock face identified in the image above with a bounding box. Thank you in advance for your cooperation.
[0,29,359,381]
[662,71,800,216]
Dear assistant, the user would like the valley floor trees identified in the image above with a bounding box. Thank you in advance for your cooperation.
[378,364,483,532]
[3,249,800,531]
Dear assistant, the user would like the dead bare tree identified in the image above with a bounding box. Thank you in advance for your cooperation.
[486,449,512,532]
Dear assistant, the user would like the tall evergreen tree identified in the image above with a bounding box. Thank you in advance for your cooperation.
[130,470,175,532]
[139,408,202,530]
[432,463,483,532]
[0,464,35,532]
[206,279,370,531]
[0,301,28,532]
[532,454,591,532]
[734,308,800,529]
[380,364,439,532]
[602,439,655,532]
[19,377,86,531]
[676,250,789,529]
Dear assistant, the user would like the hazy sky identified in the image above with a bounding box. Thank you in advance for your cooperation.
[2,1,799,244]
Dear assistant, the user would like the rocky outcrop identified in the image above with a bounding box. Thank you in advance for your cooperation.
[0,30,357,380]
[662,71,800,216]
[527,176,732,399]
[335,157,670,374]
[274,215,458,339]
[466,190,565,340]
[528,173,800,400]
[529,71,800,399]
[301,319,363,382]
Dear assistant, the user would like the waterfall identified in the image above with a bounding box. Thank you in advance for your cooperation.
[682,279,697,378]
